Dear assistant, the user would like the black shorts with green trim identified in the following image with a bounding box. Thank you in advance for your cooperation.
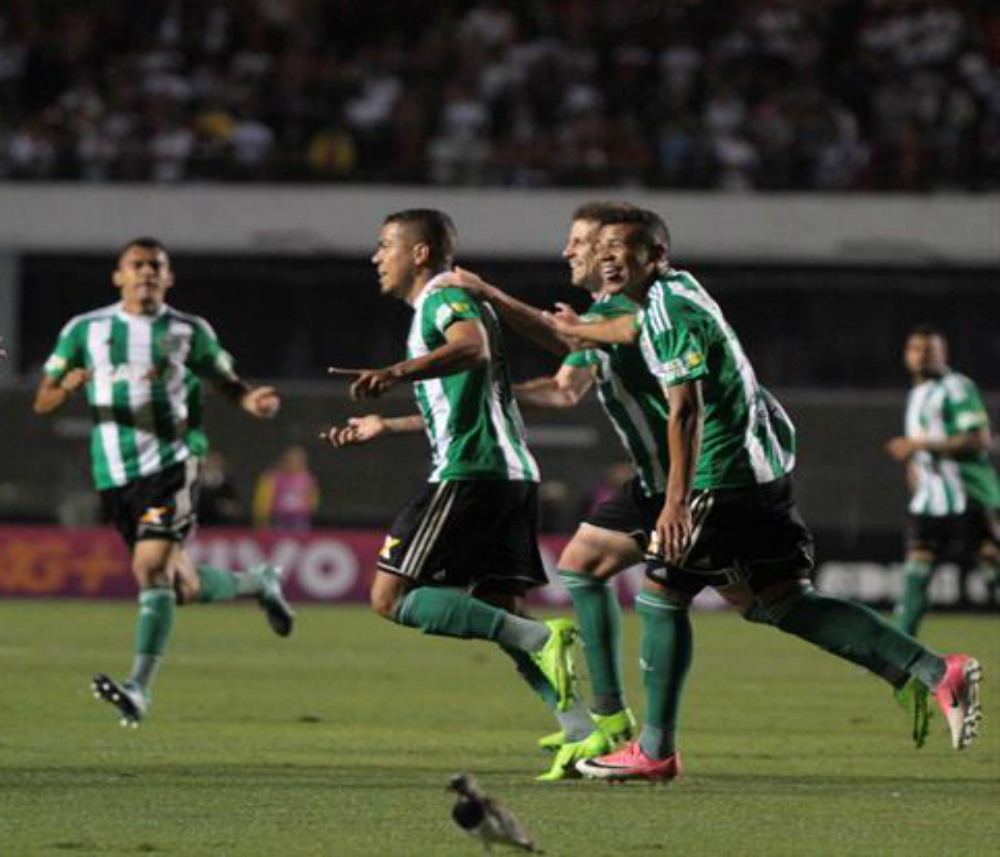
[906,501,1000,556]
[100,458,200,551]
[583,476,664,549]
[645,475,815,598]
[377,480,548,595]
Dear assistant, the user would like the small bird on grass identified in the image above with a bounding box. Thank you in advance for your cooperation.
[448,773,542,853]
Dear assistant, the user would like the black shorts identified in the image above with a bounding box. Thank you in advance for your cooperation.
[645,475,814,597]
[907,501,1000,557]
[583,477,664,549]
[100,458,200,551]
[377,480,547,595]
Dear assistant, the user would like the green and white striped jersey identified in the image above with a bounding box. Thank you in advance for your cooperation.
[563,293,668,496]
[408,277,539,482]
[905,371,1000,515]
[44,302,238,491]
[639,270,796,490]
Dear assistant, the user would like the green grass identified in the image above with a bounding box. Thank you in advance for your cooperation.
[0,601,997,856]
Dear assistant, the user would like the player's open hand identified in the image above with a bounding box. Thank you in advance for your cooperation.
[319,415,389,448]
[60,367,92,393]
[652,498,693,563]
[242,385,280,418]
[437,266,493,298]
[328,366,399,401]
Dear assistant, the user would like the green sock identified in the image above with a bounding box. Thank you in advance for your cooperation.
[559,569,624,714]
[895,559,933,636]
[393,587,506,641]
[501,645,594,741]
[770,585,944,688]
[635,590,692,760]
[128,587,176,692]
[195,565,262,603]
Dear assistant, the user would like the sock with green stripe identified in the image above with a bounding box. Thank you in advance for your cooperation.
[769,585,946,689]
[502,645,594,741]
[558,569,624,715]
[195,565,263,603]
[127,586,176,694]
[894,559,933,636]
[392,586,510,641]
[636,589,692,760]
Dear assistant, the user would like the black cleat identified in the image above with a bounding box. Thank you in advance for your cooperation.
[252,564,295,637]
[91,674,147,728]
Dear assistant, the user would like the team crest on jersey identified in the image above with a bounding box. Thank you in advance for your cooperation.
[140,506,170,525]
[685,350,704,369]
[379,536,401,558]
[158,332,187,355]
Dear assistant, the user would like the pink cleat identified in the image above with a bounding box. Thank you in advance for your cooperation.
[934,654,983,750]
[576,741,682,782]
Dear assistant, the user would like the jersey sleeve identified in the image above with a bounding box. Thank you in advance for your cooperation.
[642,296,709,387]
[561,301,634,369]
[944,375,990,434]
[426,288,482,335]
[43,319,85,380]
[187,317,239,382]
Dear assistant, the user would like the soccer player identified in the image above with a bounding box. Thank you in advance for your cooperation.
[34,237,294,727]
[547,209,982,780]
[886,325,1000,636]
[437,201,670,779]
[321,209,578,759]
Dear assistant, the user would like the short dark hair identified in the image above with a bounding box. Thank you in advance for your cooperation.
[598,208,671,257]
[383,209,457,268]
[118,236,168,261]
[572,200,635,223]
[909,323,945,341]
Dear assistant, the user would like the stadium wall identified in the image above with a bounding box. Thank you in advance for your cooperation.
[0,184,997,263]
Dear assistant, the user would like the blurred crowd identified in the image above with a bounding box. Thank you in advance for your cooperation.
[0,0,997,190]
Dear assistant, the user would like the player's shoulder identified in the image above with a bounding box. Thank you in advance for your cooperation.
[943,370,980,400]
[163,306,216,335]
[58,302,118,334]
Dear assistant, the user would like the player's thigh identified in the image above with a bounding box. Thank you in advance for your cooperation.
[170,547,201,604]
[131,538,176,588]
[558,523,644,580]
[370,569,416,618]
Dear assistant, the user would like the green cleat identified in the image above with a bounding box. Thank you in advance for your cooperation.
[251,564,295,637]
[537,730,566,753]
[895,676,932,749]
[537,729,613,781]
[593,707,638,746]
[530,619,577,712]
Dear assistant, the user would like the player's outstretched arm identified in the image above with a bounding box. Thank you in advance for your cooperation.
[331,320,487,401]
[544,303,638,347]
[439,267,572,357]
[514,364,594,409]
[32,369,91,414]
[240,385,280,419]
[319,414,424,448]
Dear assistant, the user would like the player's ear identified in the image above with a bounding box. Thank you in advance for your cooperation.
[412,242,431,267]
[112,267,125,290]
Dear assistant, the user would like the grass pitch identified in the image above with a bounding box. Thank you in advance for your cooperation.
[0,601,996,856]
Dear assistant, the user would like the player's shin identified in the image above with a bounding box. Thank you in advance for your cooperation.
[558,569,625,714]
[895,559,933,636]
[128,586,176,694]
[635,589,692,760]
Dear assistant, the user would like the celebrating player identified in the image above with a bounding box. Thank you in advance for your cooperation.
[886,325,1000,636]
[321,209,578,762]
[34,237,294,727]
[547,209,982,780]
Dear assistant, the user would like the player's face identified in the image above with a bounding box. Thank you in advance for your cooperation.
[562,219,601,292]
[372,222,418,299]
[904,333,947,379]
[113,246,173,315]
[596,224,658,294]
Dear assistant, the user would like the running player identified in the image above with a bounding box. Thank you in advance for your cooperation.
[886,325,1000,636]
[547,209,982,780]
[34,237,294,727]
[438,201,668,779]
[320,209,578,762]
